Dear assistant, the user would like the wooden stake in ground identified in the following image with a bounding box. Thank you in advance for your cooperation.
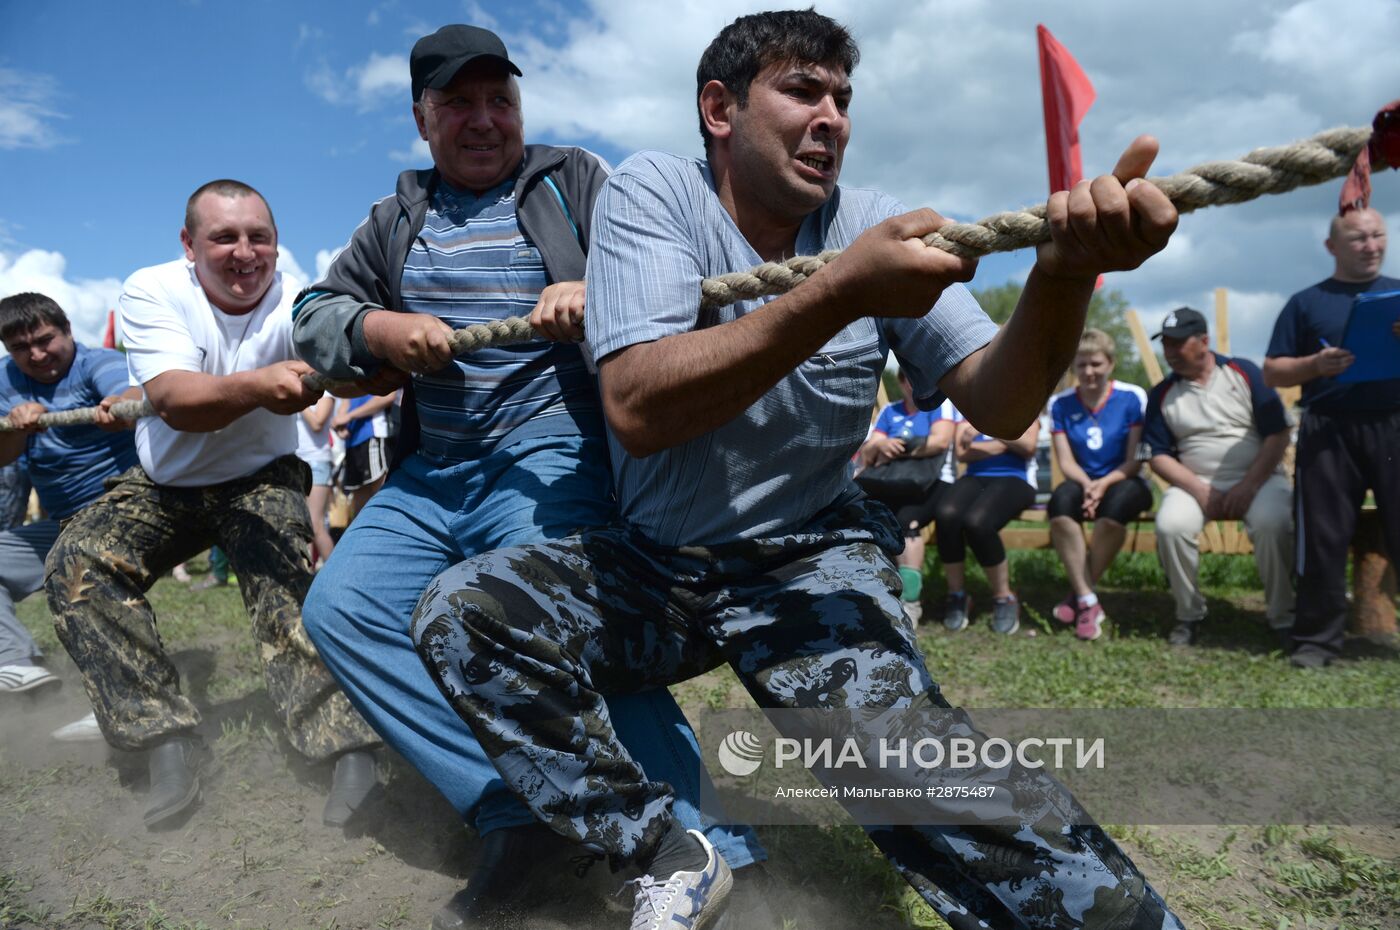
[1213,287,1231,355]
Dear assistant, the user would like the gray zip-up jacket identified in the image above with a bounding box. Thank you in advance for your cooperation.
[291,145,608,463]
[292,144,608,380]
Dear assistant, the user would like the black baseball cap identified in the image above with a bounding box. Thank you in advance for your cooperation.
[411,25,522,102]
[1152,306,1209,340]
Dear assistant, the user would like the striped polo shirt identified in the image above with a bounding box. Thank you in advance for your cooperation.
[0,344,138,519]
[399,177,602,462]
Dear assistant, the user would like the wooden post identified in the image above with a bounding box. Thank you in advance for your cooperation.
[872,377,891,426]
[1214,287,1231,354]
[1349,510,1398,637]
[1125,309,1164,384]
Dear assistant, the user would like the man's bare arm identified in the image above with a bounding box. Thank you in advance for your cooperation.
[1262,349,1354,387]
[1149,453,1210,504]
[145,361,323,432]
[941,137,1178,437]
[1218,430,1289,517]
[599,210,976,458]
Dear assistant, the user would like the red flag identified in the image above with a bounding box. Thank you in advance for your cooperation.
[1037,25,1096,195]
[1340,98,1400,214]
[102,310,116,349]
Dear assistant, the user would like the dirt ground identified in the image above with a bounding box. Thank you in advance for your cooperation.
[3,586,1397,930]
[0,631,938,930]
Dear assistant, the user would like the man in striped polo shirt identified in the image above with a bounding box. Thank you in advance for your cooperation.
[292,24,762,929]
[0,293,141,709]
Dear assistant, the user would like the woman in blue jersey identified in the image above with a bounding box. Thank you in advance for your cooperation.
[934,416,1039,634]
[855,370,957,624]
[1047,329,1153,640]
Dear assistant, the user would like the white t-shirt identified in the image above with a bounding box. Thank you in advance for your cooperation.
[120,259,298,486]
[295,405,333,465]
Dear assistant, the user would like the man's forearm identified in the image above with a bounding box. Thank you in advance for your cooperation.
[0,432,26,467]
[1239,431,1289,489]
[599,274,852,458]
[1150,454,1203,493]
[145,370,269,432]
[343,393,397,420]
[1262,355,1317,388]
[943,267,1094,437]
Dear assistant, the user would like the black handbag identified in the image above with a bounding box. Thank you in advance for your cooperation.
[855,439,943,506]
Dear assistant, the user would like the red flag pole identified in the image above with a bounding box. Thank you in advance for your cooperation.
[1037,24,1099,286]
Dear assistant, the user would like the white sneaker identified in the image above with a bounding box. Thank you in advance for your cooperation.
[52,712,103,742]
[628,829,732,930]
[0,664,59,694]
[902,600,924,624]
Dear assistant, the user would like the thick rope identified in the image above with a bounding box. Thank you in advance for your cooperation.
[698,126,1380,308]
[0,398,154,431]
[6,125,1382,430]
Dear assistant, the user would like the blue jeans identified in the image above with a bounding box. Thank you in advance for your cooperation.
[0,520,60,666]
[302,435,763,868]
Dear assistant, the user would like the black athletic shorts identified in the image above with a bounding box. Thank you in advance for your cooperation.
[1047,476,1153,524]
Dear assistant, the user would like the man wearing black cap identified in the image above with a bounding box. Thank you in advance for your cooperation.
[1263,207,1399,669]
[1143,307,1295,646]
[291,24,763,928]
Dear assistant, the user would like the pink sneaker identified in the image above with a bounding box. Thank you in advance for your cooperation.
[1052,595,1077,625]
[1075,601,1106,641]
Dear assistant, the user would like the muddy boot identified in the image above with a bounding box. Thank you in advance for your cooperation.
[322,750,378,828]
[144,736,201,829]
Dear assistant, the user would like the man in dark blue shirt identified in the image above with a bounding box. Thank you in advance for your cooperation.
[0,292,140,703]
[1264,207,1400,667]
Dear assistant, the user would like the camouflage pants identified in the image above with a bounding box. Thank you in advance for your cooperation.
[414,498,1183,930]
[46,456,378,761]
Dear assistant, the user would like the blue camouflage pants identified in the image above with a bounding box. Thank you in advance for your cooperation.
[413,497,1183,930]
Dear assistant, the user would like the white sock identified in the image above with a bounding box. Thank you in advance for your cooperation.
[1077,593,1099,608]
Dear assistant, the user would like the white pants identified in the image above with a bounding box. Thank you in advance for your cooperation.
[1155,474,1295,628]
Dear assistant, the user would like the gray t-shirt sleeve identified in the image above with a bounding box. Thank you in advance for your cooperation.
[858,194,998,409]
[584,155,706,366]
[884,284,999,409]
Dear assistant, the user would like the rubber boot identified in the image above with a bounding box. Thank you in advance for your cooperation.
[432,822,607,929]
[322,750,378,827]
[144,736,201,829]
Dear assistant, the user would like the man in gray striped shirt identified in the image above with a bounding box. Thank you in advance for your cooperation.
[414,11,1185,930]
[291,23,763,929]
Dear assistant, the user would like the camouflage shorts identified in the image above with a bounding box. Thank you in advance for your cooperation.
[414,498,1182,929]
[46,455,377,761]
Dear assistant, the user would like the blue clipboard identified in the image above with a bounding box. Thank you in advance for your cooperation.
[1337,289,1400,383]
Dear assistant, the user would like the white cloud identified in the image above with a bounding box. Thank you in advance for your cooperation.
[0,67,67,150]
[314,0,1399,366]
[314,248,341,282]
[275,246,310,292]
[389,138,430,163]
[0,249,121,347]
[1234,0,1400,112]
[307,52,410,111]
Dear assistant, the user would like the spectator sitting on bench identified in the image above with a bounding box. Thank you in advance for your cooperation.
[1144,307,1295,647]
[855,369,957,624]
[934,417,1039,634]
[1047,328,1153,641]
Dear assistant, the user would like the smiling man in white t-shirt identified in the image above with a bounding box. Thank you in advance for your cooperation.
[45,180,380,831]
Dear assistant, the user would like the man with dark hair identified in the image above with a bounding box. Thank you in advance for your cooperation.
[44,183,381,830]
[292,24,763,928]
[1264,207,1399,667]
[0,293,140,710]
[413,9,1184,929]
[1145,308,1294,647]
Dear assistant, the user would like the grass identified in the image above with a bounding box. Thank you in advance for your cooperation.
[8,550,1399,929]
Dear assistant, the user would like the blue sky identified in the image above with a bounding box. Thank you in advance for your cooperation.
[2,0,1398,360]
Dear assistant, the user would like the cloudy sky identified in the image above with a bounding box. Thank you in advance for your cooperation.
[2,0,1397,364]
